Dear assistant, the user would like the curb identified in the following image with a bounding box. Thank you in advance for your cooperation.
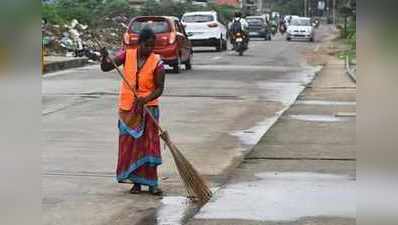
[43,57,89,74]
[345,56,357,83]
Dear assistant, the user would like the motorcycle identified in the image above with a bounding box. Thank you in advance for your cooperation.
[279,23,287,35]
[232,32,247,56]
[271,25,278,36]
[59,33,100,61]
[279,24,286,35]
[312,19,320,28]
[60,41,100,61]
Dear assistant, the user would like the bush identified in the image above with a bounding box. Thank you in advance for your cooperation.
[42,3,65,25]
[41,0,237,31]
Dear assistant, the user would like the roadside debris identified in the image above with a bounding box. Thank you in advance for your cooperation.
[42,18,126,58]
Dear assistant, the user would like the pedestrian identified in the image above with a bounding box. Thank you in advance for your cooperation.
[100,27,165,195]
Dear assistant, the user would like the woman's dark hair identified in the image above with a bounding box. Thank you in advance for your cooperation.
[138,27,156,44]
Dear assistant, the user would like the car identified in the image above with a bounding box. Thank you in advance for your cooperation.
[284,15,299,25]
[286,17,314,42]
[181,11,228,52]
[246,15,271,41]
[123,16,192,73]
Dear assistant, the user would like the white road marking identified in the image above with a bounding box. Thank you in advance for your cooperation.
[211,56,222,60]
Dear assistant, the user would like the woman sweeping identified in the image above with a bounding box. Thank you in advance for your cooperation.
[100,28,165,195]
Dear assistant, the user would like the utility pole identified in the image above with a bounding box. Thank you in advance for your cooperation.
[333,0,336,24]
[304,0,308,17]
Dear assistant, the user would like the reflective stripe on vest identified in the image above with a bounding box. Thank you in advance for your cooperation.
[119,48,160,110]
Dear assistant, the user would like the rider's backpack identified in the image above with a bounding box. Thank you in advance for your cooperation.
[231,19,242,33]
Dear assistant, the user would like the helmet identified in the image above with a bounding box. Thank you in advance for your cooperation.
[234,11,242,18]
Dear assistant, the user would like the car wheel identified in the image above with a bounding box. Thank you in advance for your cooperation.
[287,37,291,41]
[185,54,192,70]
[222,38,227,51]
[215,36,222,52]
[310,37,314,42]
[173,56,181,73]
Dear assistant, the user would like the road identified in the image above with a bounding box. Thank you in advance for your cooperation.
[42,26,333,225]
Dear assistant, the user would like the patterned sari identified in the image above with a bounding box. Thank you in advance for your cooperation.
[116,105,161,186]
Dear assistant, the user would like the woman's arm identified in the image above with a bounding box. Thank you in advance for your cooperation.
[100,49,125,72]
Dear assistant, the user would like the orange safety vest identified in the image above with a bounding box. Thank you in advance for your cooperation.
[119,48,161,111]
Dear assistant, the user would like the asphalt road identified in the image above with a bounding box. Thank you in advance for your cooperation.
[42,26,333,225]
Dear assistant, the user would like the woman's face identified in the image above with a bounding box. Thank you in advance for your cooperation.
[139,37,155,57]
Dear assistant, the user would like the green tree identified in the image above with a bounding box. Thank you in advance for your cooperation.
[271,0,304,16]
[42,3,65,24]
[140,0,162,16]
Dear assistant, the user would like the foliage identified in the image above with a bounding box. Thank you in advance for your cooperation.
[271,0,304,16]
[43,0,133,26]
[338,18,356,63]
[42,0,236,26]
[42,3,65,25]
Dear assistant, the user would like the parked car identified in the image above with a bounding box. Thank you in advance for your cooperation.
[123,16,192,73]
[181,11,227,51]
[246,15,271,41]
[286,17,314,42]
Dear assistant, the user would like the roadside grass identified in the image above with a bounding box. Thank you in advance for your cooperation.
[336,20,356,65]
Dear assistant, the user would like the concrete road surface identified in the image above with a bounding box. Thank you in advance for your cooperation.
[42,26,335,225]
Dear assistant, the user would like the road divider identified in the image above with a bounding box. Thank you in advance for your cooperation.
[43,56,89,74]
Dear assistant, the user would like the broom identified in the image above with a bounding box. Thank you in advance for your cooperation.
[94,39,212,203]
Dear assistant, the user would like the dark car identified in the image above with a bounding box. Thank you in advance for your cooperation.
[123,16,193,73]
[246,16,271,41]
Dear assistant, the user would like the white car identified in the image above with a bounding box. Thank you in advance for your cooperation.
[286,17,314,42]
[284,15,299,25]
[181,11,228,51]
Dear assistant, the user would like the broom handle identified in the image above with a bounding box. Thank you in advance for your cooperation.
[94,38,165,134]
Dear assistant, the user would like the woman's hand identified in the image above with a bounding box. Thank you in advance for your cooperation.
[100,48,124,72]
[135,97,148,108]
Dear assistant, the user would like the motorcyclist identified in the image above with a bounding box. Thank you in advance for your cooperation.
[228,11,249,48]
[270,15,278,35]
[279,17,287,34]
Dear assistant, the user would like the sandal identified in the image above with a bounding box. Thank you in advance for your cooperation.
[149,186,163,196]
[130,184,141,194]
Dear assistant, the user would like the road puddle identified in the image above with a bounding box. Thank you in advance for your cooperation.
[295,100,356,106]
[195,172,355,221]
[289,114,351,122]
[231,116,278,148]
[156,196,199,225]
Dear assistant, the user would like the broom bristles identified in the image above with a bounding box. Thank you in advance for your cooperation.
[161,131,212,203]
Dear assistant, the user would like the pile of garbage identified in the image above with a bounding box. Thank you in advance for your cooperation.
[42,17,128,58]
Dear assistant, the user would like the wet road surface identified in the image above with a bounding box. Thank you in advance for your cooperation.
[186,42,356,225]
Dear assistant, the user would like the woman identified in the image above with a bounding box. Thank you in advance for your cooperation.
[100,28,165,195]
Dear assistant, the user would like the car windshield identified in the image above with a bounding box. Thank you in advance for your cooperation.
[291,19,311,26]
[247,18,264,25]
[182,15,214,23]
[129,20,171,33]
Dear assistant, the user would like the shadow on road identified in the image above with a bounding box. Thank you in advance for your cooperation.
[193,49,220,53]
